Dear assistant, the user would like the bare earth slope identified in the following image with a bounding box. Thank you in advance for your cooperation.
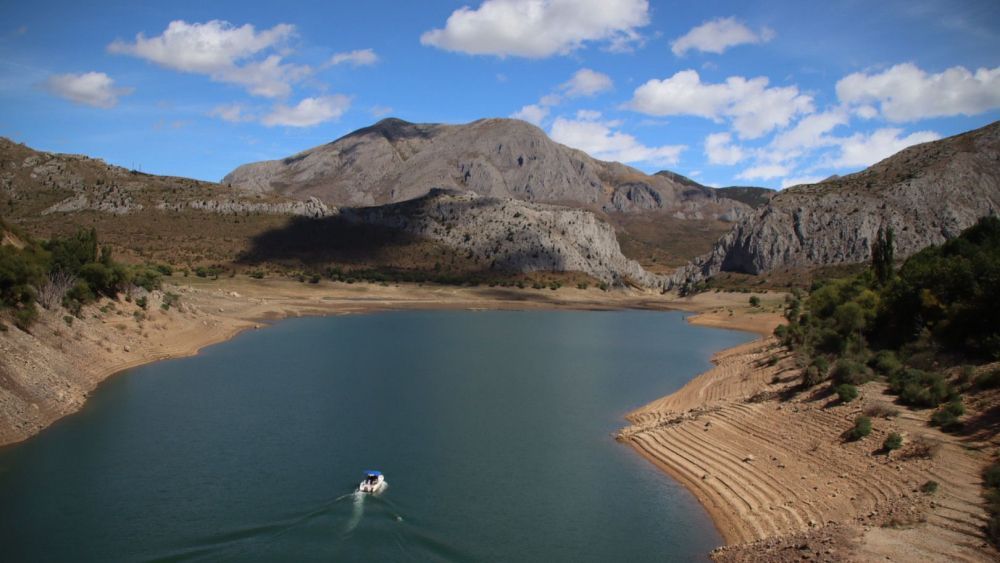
[676,120,1000,284]
[620,296,999,562]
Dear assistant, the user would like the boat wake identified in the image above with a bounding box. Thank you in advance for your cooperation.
[143,484,470,562]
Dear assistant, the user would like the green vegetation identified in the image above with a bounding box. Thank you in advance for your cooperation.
[883,432,903,451]
[0,224,165,329]
[920,480,939,494]
[846,416,872,441]
[986,460,1000,546]
[749,295,760,307]
[775,217,1000,414]
[835,383,858,403]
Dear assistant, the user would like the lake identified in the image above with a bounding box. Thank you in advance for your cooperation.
[0,309,753,562]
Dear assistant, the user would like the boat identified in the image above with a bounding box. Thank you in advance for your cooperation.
[359,470,385,493]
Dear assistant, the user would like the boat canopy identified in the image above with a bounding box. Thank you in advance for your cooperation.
[364,470,382,477]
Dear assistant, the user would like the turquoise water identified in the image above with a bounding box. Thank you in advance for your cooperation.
[0,310,753,562]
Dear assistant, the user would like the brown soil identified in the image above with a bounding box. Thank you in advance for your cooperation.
[620,292,999,562]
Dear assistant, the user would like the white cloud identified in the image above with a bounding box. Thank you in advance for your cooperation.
[549,116,685,165]
[575,109,602,120]
[828,127,941,168]
[511,104,549,125]
[420,0,649,58]
[261,95,351,127]
[561,68,613,97]
[108,20,307,98]
[370,105,393,117]
[736,164,789,181]
[328,48,379,67]
[704,132,745,165]
[627,70,813,138]
[210,103,253,123]
[44,72,132,108]
[671,16,774,56]
[768,110,847,154]
[836,63,1000,122]
[780,176,825,189]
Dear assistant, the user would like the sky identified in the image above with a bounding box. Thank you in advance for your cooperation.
[0,0,998,189]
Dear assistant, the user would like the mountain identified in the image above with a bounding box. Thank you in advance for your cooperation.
[242,189,664,287]
[0,137,662,286]
[223,117,750,217]
[675,120,1000,285]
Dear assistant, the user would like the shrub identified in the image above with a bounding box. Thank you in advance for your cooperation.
[890,368,953,408]
[135,296,148,310]
[249,270,265,279]
[749,295,761,307]
[920,480,938,494]
[846,416,872,441]
[883,432,903,451]
[577,282,588,290]
[161,292,180,311]
[598,282,609,291]
[309,274,321,284]
[835,384,859,403]
[153,263,173,276]
[831,358,872,385]
[930,400,964,431]
[869,350,903,376]
[864,403,900,419]
[802,365,824,388]
[976,369,1000,390]
[63,315,74,326]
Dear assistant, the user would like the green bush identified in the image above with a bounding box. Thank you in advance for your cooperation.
[835,383,859,403]
[249,270,265,279]
[920,480,938,494]
[749,295,760,307]
[976,369,1000,390]
[846,416,873,441]
[135,296,148,310]
[930,400,964,431]
[883,432,903,451]
[890,368,953,408]
[577,282,588,290]
[869,350,903,376]
[831,358,872,385]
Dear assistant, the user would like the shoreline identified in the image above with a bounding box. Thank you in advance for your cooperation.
[1,278,730,448]
[621,298,998,561]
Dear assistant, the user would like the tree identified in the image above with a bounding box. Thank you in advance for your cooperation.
[872,226,895,285]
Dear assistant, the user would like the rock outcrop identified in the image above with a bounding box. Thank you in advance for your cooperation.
[676,120,1000,284]
[222,117,750,219]
[344,189,666,287]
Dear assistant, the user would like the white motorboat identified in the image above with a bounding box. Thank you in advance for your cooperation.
[359,470,385,493]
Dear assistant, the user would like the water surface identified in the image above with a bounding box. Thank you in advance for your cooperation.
[0,310,753,561]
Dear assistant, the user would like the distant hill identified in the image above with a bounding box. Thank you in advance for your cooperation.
[675,120,1000,285]
[0,137,663,286]
[223,117,753,217]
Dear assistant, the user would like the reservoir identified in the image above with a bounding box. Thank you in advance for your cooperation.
[0,310,753,561]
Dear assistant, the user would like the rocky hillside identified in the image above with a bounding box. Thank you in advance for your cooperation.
[343,189,664,287]
[223,117,750,218]
[676,120,1000,285]
[1,138,664,287]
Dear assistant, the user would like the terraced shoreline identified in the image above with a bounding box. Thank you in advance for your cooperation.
[621,308,998,561]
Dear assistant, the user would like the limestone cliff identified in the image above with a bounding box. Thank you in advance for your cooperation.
[676,121,1000,284]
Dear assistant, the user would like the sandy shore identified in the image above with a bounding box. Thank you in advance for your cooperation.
[622,293,999,561]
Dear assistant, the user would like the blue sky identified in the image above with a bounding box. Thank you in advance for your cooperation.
[0,0,998,189]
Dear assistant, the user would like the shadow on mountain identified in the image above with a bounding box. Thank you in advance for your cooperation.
[237,214,426,266]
